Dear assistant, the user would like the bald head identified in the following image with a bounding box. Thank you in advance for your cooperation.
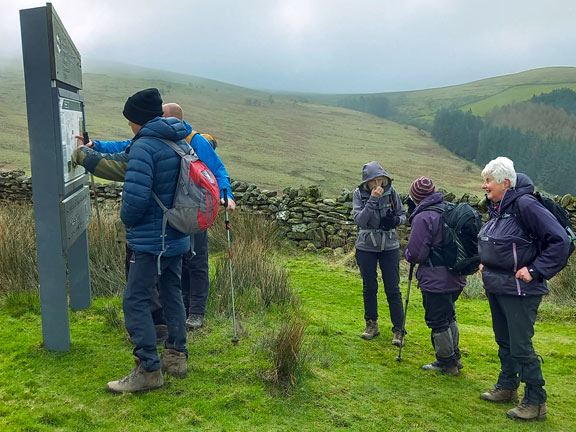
[162,103,183,121]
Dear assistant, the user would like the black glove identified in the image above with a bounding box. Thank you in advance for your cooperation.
[380,209,400,230]
[405,196,416,215]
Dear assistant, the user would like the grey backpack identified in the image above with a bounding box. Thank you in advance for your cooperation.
[152,139,220,244]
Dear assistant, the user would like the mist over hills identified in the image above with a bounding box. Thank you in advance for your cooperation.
[2,61,575,196]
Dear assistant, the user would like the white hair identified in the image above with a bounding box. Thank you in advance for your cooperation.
[482,156,517,188]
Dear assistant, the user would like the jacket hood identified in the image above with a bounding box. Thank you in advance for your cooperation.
[409,191,444,222]
[488,172,534,216]
[359,161,392,190]
[135,117,188,142]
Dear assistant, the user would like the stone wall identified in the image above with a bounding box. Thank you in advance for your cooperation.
[2,170,576,251]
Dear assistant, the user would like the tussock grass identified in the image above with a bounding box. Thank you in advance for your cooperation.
[548,253,576,307]
[86,202,126,297]
[259,311,308,394]
[208,210,296,316]
[0,202,38,295]
[461,272,486,300]
[208,208,284,253]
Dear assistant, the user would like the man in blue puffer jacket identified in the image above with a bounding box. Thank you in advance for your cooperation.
[74,103,234,333]
[106,88,190,394]
[478,156,569,421]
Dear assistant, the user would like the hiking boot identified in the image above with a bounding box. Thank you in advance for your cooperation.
[391,329,405,347]
[422,361,460,376]
[506,403,547,421]
[155,324,168,345]
[161,348,188,378]
[106,357,163,394]
[360,320,380,340]
[480,388,519,403]
[186,313,205,331]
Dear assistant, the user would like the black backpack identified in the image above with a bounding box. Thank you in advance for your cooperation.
[513,192,575,259]
[427,202,483,275]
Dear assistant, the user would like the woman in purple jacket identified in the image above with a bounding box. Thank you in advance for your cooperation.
[404,177,465,377]
[478,157,569,421]
[353,162,406,345]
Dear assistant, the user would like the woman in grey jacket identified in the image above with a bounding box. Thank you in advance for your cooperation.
[353,161,406,345]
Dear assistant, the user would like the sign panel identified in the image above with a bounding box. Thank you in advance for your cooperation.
[60,185,91,250]
[48,4,82,88]
[59,97,85,183]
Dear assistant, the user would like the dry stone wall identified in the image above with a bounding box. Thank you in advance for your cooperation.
[2,170,576,251]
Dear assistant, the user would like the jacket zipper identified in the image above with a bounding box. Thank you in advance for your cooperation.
[512,242,522,295]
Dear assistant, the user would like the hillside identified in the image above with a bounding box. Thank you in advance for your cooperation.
[0,62,482,197]
[307,67,576,128]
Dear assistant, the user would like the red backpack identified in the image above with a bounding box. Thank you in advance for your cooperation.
[152,138,220,238]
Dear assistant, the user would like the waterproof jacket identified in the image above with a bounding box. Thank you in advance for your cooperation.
[120,117,191,256]
[73,121,233,200]
[478,173,569,296]
[353,162,406,252]
[404,192,466,293]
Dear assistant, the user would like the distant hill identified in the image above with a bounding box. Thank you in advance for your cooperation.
[1,61,492,197]
[306,67,576,128]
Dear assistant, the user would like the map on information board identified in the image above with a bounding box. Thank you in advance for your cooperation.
[59,97,85,183]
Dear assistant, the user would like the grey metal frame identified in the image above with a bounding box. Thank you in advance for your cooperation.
[20,3,91,351]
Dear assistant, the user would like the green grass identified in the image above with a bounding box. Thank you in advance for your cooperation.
[1,254,575,431]
[308,66,576,128]
[2,61,488,197]
[461,84,576,116]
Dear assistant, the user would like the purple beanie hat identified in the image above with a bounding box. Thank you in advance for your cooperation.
[409,176,435,203]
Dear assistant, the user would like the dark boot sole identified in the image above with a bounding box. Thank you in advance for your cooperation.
[481,398,519,404]
[360,332,380,340]
[506,413,546,421]
[105,384,163,394]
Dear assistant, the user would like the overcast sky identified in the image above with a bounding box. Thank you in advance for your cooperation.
[2,0,575,93]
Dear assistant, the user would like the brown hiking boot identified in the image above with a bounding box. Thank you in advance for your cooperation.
[480,388,519,403]
[161,348,188,378]
[106,357,163,394]
[421,361,459,376]
[360,320,380,340]
[507,403,547,421]
[391,329,405,347]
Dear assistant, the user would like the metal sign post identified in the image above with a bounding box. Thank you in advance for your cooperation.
[20,3,92,351]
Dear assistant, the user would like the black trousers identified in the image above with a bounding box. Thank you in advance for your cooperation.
[487,293,546,404]
[421,290,461,332]
[355,248,404,330]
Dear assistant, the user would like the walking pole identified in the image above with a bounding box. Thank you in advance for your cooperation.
[223,189,239,344]
[396,263,415,362]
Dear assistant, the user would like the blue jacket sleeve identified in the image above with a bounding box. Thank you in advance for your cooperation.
[120,142,154,228]
[93,139,131,154]
[190,134,233,200]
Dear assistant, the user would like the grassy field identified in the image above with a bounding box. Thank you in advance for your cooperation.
[1,61,486,197]
[1,254,575,431]
[308,67,576,127]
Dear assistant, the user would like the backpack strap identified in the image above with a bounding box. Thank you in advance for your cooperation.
[185,130,199,145]
[422,204,446,267]
[150,138,189,274]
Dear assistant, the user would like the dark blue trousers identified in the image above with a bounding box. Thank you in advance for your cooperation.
[355,248,404,330]
[487,293,546,404]
[123,251,188,371]
[182,230,210,316]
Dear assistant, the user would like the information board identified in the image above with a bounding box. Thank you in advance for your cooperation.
[59,97,85,183]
